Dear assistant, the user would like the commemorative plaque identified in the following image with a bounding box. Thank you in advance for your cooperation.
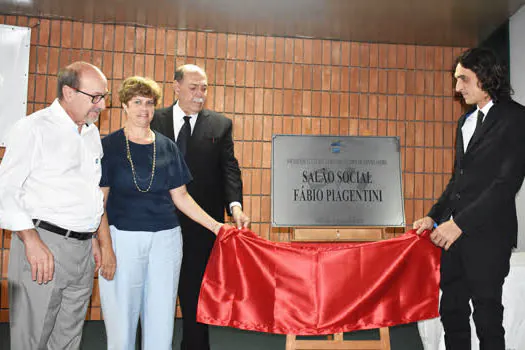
[272,135,405,227]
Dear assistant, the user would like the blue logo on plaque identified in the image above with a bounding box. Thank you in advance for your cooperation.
[330,141,342,153]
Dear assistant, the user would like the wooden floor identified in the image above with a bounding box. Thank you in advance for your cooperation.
[0,320,424,350]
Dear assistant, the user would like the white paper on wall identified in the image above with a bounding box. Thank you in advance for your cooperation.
[0,24,30,147]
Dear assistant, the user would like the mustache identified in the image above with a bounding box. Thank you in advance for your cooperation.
[193,97,204,103]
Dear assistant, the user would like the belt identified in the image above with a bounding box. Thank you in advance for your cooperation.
[32,219,94,241]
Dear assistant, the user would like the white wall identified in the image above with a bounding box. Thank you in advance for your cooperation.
[510,4,525,251]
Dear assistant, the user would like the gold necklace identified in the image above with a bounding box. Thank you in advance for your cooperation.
[124,128,156,193]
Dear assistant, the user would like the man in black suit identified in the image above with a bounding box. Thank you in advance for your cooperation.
[151,64,250,350]
[414,48,525,349]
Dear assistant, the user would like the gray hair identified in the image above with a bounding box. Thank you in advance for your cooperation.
[174,64,206,82]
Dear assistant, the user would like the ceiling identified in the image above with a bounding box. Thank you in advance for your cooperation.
[1,0,525,47]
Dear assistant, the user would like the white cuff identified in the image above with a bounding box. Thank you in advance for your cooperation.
[229,201,242,213]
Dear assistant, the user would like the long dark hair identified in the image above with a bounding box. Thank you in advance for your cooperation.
[456,48,513,102]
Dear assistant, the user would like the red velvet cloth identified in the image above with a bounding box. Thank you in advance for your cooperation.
[197,227,440,335]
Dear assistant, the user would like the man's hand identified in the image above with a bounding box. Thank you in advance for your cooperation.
[232,206,250,229]
[99,242,117,281]
[92,237,102,274]
[18,229,54,284]
[431,219,462,250]
[413,216,435,234]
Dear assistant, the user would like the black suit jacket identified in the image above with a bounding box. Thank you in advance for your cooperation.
[428,100,525,248]
[151,104,243,230]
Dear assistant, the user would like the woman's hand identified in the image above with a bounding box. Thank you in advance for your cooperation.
[99,242,117,281]
[214,223,235,236]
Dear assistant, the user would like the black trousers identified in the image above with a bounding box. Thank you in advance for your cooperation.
[178,224,216,350]
[439,235,512,350]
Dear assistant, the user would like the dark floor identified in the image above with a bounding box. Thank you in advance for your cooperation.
[0,320,423,350]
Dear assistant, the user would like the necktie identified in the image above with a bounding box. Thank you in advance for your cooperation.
[177,116,191,156]
[468,110,484,148]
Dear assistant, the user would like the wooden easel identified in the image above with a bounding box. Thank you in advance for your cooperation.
[285,227,391,350]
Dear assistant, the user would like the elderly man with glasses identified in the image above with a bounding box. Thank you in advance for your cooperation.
[0,61,109,350]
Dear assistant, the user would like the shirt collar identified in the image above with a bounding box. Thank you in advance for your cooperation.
[477,100,494,118]
[50,99,97,135]
[174,101,198,121]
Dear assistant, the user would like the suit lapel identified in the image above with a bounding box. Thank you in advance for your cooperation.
[163,106,175,141]
[192,110,210,140]
[184,110,210,159]
[457,113,468,158]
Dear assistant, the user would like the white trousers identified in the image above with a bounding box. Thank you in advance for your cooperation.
[99,225,183,350]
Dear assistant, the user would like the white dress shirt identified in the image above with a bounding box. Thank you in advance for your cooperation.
[172,102,198,141]
[0,99,104,232]
[461,100,494,153]
[172,102,242,212]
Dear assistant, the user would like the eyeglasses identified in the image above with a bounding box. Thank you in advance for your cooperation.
[72,87,110,104]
